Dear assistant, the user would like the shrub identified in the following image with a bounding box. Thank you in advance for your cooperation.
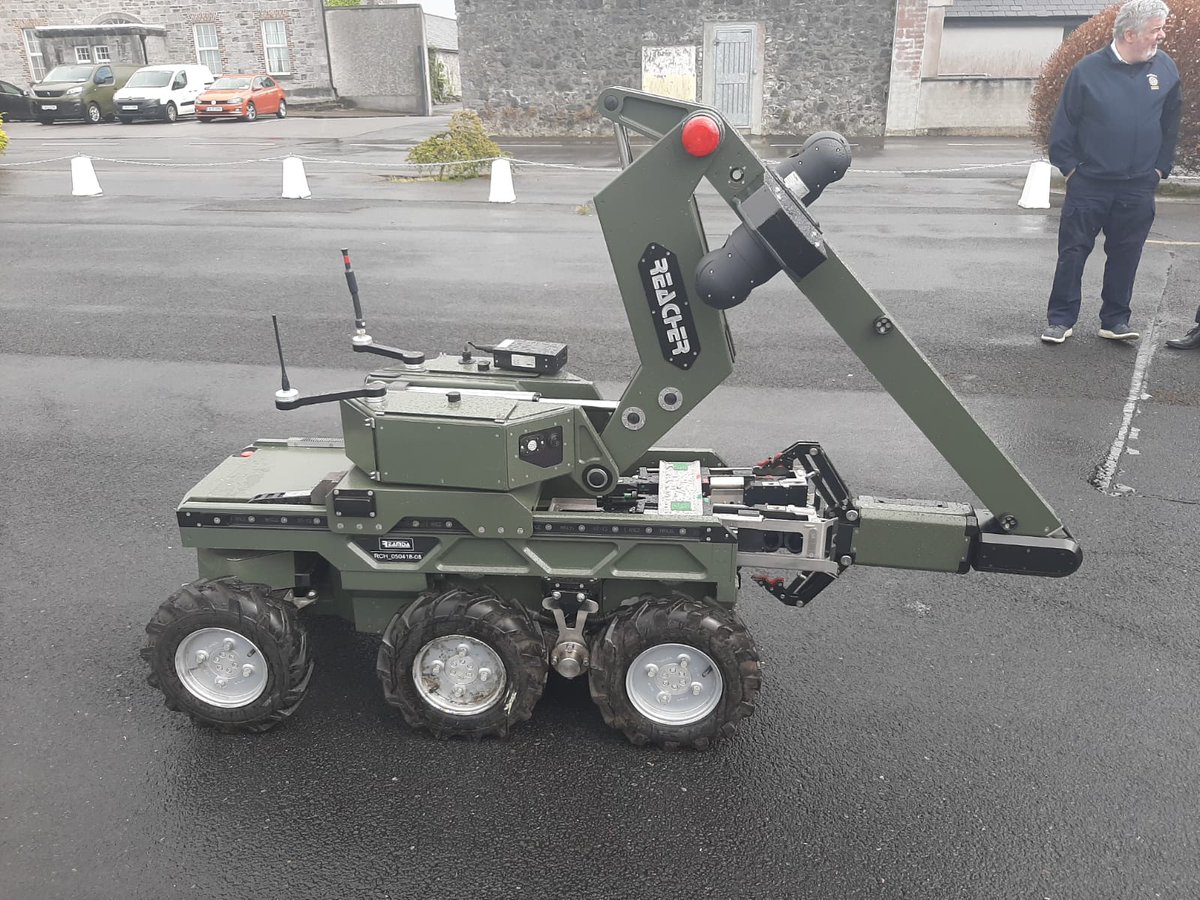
[406,109,503,180]
[1030,0,1199,173]
[325,0,361,7]
[0,116,7,155]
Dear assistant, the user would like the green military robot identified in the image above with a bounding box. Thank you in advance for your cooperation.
[142,89,1080,749]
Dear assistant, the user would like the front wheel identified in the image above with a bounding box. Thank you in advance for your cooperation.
[377,584,546,739]
[85,102,102,124]
[244,102,257,122]
[589,597,761,749]
[275,99,287,119]
[142,578,313,733]
[163,102,177,123]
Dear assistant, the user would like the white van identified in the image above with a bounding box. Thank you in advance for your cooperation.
[114,64,214,123]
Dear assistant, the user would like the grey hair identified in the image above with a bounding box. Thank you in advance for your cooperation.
[1114,0,1169,39]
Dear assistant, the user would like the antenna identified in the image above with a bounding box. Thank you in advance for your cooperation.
[272,315,300,405]
[271,313,388,411]
[337,248,426,367]
[342,247,371,346]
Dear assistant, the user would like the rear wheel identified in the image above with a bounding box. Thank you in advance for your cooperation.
[245,102,257,122]
[276,99,287,119]
[589,596,761,749]
[142,577,313,733]
[85,102,102,124]
[377,584,546,739]
[163,102,177,123]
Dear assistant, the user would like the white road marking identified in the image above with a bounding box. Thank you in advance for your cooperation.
[1094,314,1164,495]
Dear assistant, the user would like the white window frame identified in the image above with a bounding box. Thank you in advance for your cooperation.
[261,20,290,76]
[23,29,46,82]
[75,46,93,63]
[193,23,221,73]
[93,45,111,62]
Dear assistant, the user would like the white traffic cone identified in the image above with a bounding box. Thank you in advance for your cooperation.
[281,156,311,199]
[488,158,515,203]
[71,155,102,197]
[1018,160,1052,209]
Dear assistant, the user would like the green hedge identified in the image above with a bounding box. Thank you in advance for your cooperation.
[407,110,503,180]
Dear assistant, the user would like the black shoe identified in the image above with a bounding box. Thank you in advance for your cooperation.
[1166,324,1200,350]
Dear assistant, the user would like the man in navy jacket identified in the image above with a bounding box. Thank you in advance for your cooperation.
[1040,0,1181,345]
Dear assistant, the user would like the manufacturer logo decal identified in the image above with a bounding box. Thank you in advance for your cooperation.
[356,535,437,562]
[638,243,701,369]
[1147,73,1159,90]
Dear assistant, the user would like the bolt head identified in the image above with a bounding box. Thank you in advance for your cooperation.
[223,638,235,652]
[656,691,671,705]
[214,677,227,688]
[241,664,255,678]
[479,667,491,683]
[194,650,208,665]
[691,682,703,695]
[645,664,659,678]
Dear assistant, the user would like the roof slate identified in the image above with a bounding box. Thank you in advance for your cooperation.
[945,0,1109,18]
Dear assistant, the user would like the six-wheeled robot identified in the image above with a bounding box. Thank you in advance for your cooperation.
[142,89,1081,749]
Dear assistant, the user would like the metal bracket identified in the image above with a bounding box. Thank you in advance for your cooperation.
[543,589,600,679]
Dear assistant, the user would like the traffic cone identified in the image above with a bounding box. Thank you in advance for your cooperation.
[488,158,515,203]
[281,156,311,199]
[71,155,102,197]
[1018,160,1051,209]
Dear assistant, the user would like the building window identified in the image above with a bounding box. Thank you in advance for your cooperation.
[23,29,46,82]
[94,46,111,62]
[193,24,221,73]
[262,20,290,75]
[75,46,93,63]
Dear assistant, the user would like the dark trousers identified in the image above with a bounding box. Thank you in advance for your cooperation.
[1046,173,1157,329]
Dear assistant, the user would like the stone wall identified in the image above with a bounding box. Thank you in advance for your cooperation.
[456,0,897,138]
[1,0,333,100]
[325,5,429,113]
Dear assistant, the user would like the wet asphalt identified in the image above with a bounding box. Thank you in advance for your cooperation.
[0,114,1198,900]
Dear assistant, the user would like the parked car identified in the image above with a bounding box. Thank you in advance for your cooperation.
[31,64,140,124]
[114,64,214,123]
[0,79,34,122]
[195,74,286,122]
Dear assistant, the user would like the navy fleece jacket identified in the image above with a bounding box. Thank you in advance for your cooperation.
[1049,46,1181,180]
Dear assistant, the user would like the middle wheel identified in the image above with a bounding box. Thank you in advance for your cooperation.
[377,584,547,739]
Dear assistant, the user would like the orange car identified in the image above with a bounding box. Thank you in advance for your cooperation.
[196,74,285,122]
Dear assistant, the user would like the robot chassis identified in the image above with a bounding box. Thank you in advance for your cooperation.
[142,89,1081,749]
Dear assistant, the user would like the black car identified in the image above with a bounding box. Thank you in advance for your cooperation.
[0,79,34,122]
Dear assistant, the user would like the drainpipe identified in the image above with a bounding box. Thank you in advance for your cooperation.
[318,0,338,101]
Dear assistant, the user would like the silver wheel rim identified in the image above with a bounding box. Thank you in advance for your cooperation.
[626,642,723,725]
[174,627,268,708]
[88,104,100,122]
[278,101,286,118]
[247,104,256,120]
[412,634,506,715]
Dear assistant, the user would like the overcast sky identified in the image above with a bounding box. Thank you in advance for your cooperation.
[421,0,456,17]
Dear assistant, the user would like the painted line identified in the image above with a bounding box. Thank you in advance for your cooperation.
[1147,240,1200,246]
[1093,308,1165,495]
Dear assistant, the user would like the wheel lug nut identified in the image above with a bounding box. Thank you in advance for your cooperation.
[677,653,690,664]
[194,650,208,665]
[645,664,658,678]
[242,664,255,678]
[479,667,491,682]
[456,644,469,656]
[215,677,227,687]
[657,691,671,704]
[691,682,703,695]
[223,638,235,652]
[454,684,466,697]
[431,660,444,675]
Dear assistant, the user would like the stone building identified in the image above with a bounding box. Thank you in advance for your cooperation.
[1,0,335,101]
[456,0,899,138]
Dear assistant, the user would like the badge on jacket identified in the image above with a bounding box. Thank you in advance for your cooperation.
[1147,74,1160,90]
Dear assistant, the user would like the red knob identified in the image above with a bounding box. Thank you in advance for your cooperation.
[681,115,721,157]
